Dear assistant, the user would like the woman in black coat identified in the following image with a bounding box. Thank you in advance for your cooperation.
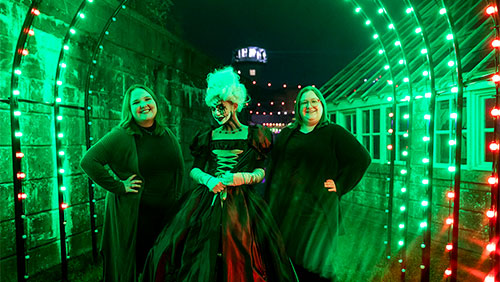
[265,86,371,281]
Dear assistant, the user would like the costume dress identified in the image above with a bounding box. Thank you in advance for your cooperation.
[141,125,296,282]
[80,125,184,282]
[265,123,371,279]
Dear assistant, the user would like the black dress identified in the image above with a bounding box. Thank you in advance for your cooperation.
[141,125,296,282]
[265,124,371,279]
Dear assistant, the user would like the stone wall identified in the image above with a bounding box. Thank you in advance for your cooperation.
[0,0,218,280]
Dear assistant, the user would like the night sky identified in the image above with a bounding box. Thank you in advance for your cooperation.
[171,0,407,88]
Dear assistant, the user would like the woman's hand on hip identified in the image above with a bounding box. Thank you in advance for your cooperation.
[324,179,337,192]
[122,174,142,193]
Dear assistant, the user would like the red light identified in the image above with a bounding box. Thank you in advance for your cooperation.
[255,111,259,115]
[446,244,453,251]
[281,102,285,105]
[28,29,35,36]
[270,112,273,115]
[447,191,455,199]
[445,269,452,276]
[492,39,500,48]
[491,108,500,117]
[485,274,495,282]
[353,89,356,92]
[267,82,271,87]
[486,210,495,218]
[445,217,453,225]
[61,203,68,209]
[17,193,27,200]
[490,143,500,151]
[249,110,253,114]
[17,172,26,179]
[298,85,302,89]
[389,113,394,117]
[21,49,29,56]
[486,5,497,15]
[31,8,40,16]
[486,243,496,252]
[16,152,24,158]
[263,112,266,115]
[387,144,393,150]
[283,84,287,88]
[493,74,500,83]
[252,81,256,85]
[488,176,498,185]
[388,129,394,134]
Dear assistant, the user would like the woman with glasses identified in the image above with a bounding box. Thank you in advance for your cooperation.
[265,86,371,281]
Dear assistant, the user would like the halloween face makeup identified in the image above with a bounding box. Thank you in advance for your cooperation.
[211,100,236,125]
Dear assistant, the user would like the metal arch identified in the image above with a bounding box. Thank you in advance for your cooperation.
[82,0,128,261]
[9,2,43,281]
[402,2,440,280]
[439,1,465,281]
[52,1,90,280]
[348,0,398,260]
[374,2,415,278]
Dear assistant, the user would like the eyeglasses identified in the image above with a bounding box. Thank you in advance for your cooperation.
[299,99,320,107]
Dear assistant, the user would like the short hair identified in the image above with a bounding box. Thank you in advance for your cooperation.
[290,86,330,129]
[118,84,167,136]
[205,66,248,112]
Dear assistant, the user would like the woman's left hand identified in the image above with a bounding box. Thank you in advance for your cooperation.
[221,171,238,186]
[324,179,337,192]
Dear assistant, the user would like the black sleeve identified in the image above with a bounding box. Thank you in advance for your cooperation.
[250,125,273,168]
[80,131,126,195]
[332,124,371,196]
[189,129,211,170]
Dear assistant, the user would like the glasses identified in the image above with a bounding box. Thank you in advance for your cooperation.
[299,99,320,107]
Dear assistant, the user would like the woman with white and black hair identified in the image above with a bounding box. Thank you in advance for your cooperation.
[141,66,297,282]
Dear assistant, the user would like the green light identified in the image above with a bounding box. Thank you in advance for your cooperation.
[15,69,22,75]
[57,116,63,121]
[448,166,456,172]
[423,71,428,76]
[403,77,409,82]
[88,0,93,2]
[355,7,361,13]
[61,186,67,191]
[56,97,62,103]
[400,169,407,175]
[424,114,430,120]
[15,132,23,137]
[399,223,405,229]
[421,200,428,206]
[59,151,65,156]
[421,243,426,248]
[451,87,458,93]
[70,28,76,34]
[58,133,64,138]
[422,158,429,163]
[415,27,422,33]
[446,34,453,40]
[450,113,457,119]
[384,65,389,70]
[439,8,446,14]
[365,20,371,25]
[64,45,69,50]
[398,240,404,246]
[79,13,85,19]
[13,90,20,95]
[401,187,407,193]
[378,8,384,14]
[402,269,406,273]
[422,179,429,185]
[373,34,379,39]
[61,63,67,68]
[402,151,408,156]
[420,222,427,228]
[423,136,430,142]
[388,24,394,29]
[387,80,393,85]
[395,41,401,46]
[400,206,406,211]
[399,59,404,64]
[59,168,65,174]
[403,114,409,119]
[425,92,431,98]
[57,80,62,86]
[403,133,408,137]
[421,48,428,54]
[378,49,384,54]
[406,7,413,14]
[448,61,455,67]
[14,111,21,116]
[449,140,456,146]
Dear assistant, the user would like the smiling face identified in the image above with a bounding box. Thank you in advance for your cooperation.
[130,88,157,127]
[299,90,323,127]
[211,100,236,125]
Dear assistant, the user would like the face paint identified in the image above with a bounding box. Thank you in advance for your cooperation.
[211,100,234,125]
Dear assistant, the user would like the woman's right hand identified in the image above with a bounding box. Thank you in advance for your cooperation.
[122,174,142,193]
